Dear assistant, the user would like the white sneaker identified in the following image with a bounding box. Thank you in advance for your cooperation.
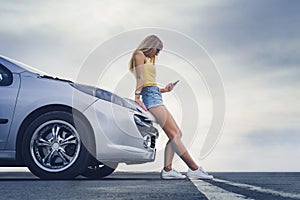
[161,169,186,180]
[187,166,213,180]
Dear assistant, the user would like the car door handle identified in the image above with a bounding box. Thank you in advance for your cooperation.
[0,118,8,124]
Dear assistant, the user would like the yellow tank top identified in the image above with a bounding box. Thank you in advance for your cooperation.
[133,58,157,87]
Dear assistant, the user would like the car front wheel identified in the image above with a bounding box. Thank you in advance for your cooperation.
[22,111,93,179]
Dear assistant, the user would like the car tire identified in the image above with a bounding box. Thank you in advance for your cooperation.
[22,110,93,179]
[82,158,117,179]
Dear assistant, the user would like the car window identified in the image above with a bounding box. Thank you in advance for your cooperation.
[0,63,13,86]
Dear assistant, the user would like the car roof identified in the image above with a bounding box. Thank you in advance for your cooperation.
[0,55,46,75]
[0,55,26,73]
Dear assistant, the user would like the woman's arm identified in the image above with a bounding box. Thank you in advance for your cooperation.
[134,52,147,111]
[134,52,145,94]
[160,83,174,93]
[160,88,167,93]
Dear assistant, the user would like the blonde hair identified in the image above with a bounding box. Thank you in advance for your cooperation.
[129,35,163,72]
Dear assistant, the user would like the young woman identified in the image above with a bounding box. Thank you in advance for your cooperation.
[129,35,213,180]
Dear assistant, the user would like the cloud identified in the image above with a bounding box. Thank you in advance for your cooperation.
[245,129,300,147]
[224,69,300,133]
[191,1,300,45]
[182,0,300,76]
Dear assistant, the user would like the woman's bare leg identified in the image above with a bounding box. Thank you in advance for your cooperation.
[164,140,175,171]
[149,105,198,171]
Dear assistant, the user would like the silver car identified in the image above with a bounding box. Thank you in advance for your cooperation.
[0,55,159,179]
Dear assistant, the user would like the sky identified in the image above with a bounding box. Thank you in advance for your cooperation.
[0,0,300,172]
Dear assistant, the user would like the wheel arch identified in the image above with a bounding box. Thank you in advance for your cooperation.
[16,104,96,164]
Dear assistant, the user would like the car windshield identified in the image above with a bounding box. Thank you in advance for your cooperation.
[2,55,47,75]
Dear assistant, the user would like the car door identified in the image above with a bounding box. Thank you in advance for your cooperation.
[0,63,20,149]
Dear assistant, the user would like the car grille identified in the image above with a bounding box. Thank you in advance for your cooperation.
[134,114,159,149]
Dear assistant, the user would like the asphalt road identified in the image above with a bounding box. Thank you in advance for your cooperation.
[0,171,299,200]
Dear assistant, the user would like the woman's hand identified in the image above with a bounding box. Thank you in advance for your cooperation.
[161,83,174,93]
[135,95,147,111]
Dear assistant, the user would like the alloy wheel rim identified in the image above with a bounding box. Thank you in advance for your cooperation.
[30,120,81,172]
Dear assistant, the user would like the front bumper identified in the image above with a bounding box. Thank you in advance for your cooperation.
[83,99,160,164]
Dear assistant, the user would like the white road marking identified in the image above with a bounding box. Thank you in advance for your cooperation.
[190,179,251,200]
[213,178,300,199]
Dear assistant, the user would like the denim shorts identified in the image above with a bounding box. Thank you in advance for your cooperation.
[141,86,163,110]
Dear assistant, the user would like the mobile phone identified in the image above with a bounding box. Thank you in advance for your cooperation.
[173,80,180,85]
